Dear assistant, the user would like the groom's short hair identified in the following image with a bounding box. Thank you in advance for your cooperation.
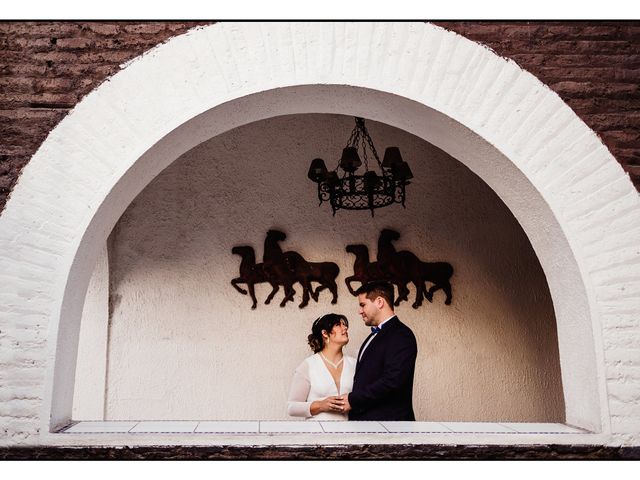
[356,281,394,308]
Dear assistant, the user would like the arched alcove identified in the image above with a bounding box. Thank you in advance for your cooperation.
[1,22,638,446]
[44,84,606,435]
[72,113,565,423]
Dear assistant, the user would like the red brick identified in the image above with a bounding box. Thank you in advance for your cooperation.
[56,37,94,50]
[0,177,13,190]
[616,148,640,164]
[549,81,639,99]
[0,63,48,77]
[33,78,77,93]
[0,50,29,65]
[537,55,640,68]
[41,23,82,36]
[0,108,66,122]
[537,67,640,83]
[76,49,144,65]
[167,22,212,32]
[440,22,593,41]
[0,77,36,93]
[567,97,640,115]
[90,38,127,50]
[85,23,121,36]
[122,23,166,35]
[3,92,79,107]
[1,120,59,139]
[438,23,506,39]
[0,22,81,37]
[618,26,640,40]
[586,113,640,131]
[9,37,54,50]
[1,145,41,156]
[504,40,634,54]
[600,131,640,150]
[55,63,119,78]
[581,25,623,39]
[31,51,83,63]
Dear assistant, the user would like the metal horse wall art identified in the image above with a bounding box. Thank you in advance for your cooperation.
[346,229,454,308]
[231,230,340,309]
[231,228,452,310]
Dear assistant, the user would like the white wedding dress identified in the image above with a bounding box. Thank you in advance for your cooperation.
[287,353,356,420]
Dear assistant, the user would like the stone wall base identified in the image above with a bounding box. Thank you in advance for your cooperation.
[2,444,640,460]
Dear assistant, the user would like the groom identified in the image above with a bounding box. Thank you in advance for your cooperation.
[342,281,418,421]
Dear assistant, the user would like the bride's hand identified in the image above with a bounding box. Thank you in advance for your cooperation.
[311,396,346,415]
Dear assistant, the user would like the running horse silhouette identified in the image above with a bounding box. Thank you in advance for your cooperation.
[230,245,279,310]
[377,229,454,308]
[345,244,398,295]
[262,230,340,308]
[231,230,340,309]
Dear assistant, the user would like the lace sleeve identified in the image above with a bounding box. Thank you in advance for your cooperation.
[286,360,312,418]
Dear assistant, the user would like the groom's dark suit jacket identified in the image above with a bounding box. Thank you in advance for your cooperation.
[348,316,418,421]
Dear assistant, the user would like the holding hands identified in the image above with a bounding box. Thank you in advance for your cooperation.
[311,395,348,415]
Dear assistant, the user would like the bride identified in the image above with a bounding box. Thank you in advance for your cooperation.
[287,313,356,420]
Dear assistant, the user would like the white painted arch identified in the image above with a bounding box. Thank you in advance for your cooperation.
[1,22,639,446]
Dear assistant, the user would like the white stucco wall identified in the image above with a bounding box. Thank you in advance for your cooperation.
[73,114,564,422]
[71,245,108,420]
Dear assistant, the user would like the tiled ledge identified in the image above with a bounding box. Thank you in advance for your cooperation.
[61,420,588,435]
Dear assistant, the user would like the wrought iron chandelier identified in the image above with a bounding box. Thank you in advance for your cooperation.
[307,117,413,216]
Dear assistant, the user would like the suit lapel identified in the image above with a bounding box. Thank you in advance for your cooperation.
[356,331,376,372]
[355,317,399,373]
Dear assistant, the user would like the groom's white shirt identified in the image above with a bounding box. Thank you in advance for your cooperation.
[358,314,395,362]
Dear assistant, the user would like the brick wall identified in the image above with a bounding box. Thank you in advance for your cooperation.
[0,20,638,211]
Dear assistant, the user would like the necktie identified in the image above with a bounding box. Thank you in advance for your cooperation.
[371,326,381,333]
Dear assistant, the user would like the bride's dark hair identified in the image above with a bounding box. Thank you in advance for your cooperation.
[307,313,349,353]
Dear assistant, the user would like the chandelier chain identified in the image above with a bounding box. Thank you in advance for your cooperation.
[361,135,369,170]
[358,118,381,166]
[346,117,383,172]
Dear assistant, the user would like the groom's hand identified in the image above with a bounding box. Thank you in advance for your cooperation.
[342,394,352,413]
